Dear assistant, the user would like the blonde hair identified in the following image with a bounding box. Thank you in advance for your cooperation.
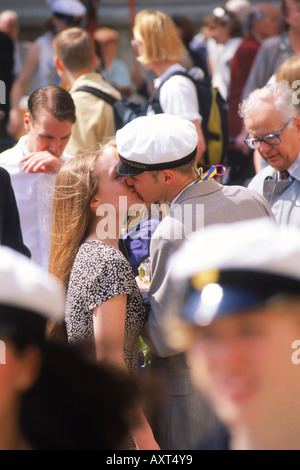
[133,10,186,64]
[276,56,300,86]
[53,27,94,72]
[48,147,112,288]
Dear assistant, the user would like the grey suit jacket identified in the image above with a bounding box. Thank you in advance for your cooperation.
[142,179,275,449]
[144,179,275,357]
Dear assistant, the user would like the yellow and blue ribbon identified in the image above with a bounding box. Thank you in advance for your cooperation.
[194,164,226,182]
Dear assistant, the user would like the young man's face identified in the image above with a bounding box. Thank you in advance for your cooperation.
[187,306,300,429]
[24,109,72,157]
[125,171,167,203]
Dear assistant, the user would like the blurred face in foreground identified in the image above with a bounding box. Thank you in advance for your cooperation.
[186,305,300,437]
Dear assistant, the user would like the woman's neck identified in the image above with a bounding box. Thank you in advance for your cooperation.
[85,214,122,250]
[151,60,178,77]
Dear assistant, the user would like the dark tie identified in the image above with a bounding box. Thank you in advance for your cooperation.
[279,170,290,181]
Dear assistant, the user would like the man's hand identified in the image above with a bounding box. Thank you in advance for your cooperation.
[20,151,64,174]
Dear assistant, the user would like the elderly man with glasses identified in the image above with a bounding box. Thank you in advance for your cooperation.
[240,80,300,226]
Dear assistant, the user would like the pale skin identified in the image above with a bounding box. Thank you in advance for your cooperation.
[125,166,198,291]
[125,165,198,205]
[20,109,72,174]
[245,101,300,172]
[86,151,160,450]
[186,305,300,450]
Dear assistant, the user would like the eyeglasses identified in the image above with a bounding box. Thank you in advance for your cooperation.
[244,119,293,150]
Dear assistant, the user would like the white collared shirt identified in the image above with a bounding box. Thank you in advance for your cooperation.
[280,153,300,181]
[0,135,73,270]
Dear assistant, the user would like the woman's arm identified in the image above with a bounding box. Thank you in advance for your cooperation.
[93,294,159,450]
[93,294,126,367]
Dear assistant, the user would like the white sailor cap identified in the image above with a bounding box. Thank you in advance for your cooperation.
[169,219,300,327]
[0,246,65,341]
[51,0,86,19]
[116,114,198,177]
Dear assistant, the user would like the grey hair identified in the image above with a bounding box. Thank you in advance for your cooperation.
[239,80,300,125]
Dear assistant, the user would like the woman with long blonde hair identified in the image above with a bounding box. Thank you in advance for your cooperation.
[48,142,159,450]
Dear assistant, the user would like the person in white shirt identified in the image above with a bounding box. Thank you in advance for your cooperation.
[0,85,76,270]
[204,7,243,101]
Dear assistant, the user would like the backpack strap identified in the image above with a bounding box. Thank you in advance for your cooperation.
[149,70,200,114]
[74,85,118,106]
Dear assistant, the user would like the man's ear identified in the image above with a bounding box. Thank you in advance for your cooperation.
[24,112,31,133]
[92,54,98,68]
[159,169,176,185]
[54,55,64,75]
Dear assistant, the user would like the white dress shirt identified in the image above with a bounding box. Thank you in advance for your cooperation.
[0,135,73,270]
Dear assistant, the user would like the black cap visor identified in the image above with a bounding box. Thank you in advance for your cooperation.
[180,269,300,326]
[116,147,197,177]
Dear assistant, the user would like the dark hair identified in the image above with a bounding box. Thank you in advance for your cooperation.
[28,86,76,124]
[19,340,140,450]
[172,15,195,46]
[0,304,139,449]
[208,8,244,38]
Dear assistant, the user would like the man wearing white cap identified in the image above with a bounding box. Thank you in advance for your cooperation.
[7,0,86,139]
[115,113,275,450]
[168,219,300,450]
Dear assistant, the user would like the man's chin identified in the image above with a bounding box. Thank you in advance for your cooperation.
[265,156,281,169]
